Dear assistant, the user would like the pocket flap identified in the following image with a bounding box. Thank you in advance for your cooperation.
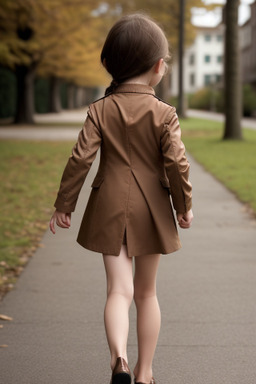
[91,174,104,188]
[159,177,170,188]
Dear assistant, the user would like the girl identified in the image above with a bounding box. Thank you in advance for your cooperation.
[50,13,193,384]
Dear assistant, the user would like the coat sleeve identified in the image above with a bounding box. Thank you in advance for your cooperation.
[54,110,102,213]
[160,109,192,213]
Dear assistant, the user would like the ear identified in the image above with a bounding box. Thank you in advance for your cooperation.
[154,58,164,74]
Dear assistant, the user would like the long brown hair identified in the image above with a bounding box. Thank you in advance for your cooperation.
[101,14,170,95]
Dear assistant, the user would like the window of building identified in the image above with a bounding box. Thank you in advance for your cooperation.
[204,55,211,63]
[217,35,223,42]
[215,74,222,84]
[217,55,223,63]
[241,25,252,49]
[189,54,195,65]
[205,34,211,42]
[204,74,222,85]
[204,74,212,86]
[190,73,195,86]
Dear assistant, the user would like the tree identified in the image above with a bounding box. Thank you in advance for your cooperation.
[38,18,109,112]
[223,0,242,140]
[0,0,109,123]
[178,0,186,117]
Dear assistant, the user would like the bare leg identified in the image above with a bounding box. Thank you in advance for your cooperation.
[133,253,161,383]
[103,245,134,369]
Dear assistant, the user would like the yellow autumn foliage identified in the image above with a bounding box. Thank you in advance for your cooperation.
[0,0,219,87]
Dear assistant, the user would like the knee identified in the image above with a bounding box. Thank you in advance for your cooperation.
[107,283,134,306]
[133,284,157,304]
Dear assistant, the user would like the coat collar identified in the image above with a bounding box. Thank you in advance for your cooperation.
[113,83,155,96]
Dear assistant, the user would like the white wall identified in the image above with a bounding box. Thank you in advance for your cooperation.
[170,25,224,96]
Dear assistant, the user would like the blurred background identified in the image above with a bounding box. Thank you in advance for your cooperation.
[0,0,255,124]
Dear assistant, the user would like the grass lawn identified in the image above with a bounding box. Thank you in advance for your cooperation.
[181,118,256,215]
[0,140,73,297]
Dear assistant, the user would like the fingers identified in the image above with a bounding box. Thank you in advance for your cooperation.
[178,218,191,229]
[49,216,56,234]
[65,213,71,226]
[49,211,71,234]
[177,210,193,229]
[56,212,70,229]
[177,213,183,224]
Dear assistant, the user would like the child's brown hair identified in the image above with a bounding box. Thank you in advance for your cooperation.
[101,13,170,94]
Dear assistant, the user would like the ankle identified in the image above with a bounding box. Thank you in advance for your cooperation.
[134,368,153,383]
[111,354,128,370]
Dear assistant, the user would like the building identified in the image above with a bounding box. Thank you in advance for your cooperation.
[170,24,224,96]
[240,1,256,88]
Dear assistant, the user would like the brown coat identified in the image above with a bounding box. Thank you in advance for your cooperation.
[54,83,192,257]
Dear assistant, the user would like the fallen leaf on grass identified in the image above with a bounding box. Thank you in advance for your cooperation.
[0,314,13,321]
[0,261,9,268]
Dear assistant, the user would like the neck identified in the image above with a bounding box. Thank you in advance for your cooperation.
[122,69,154,86]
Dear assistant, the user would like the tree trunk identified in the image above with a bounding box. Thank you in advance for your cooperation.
[14,64,36,124]
[84,87,96,105]
[49,77,62,113]
[223,0,242,140]
[156,76,169,101]
[67,83,75,109]
[177,0,186,118]
[75,86,86,108]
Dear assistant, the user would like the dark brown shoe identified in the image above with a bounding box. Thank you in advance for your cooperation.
[111,357,131,384]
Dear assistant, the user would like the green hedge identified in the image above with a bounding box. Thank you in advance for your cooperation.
[0,69,98,119]
[0,68,53,118]
[34,77,50,113]
[186,85,256,117]
[187,88,224,113]
[34,78,69,113]
[243,84,256,117]
[0,69,69,118]
[0,67,16,118]
[60,82,68,109]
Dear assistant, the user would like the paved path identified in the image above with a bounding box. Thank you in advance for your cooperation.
[34,109,88,124]
[1,115,256,383]
[0,126,81,141]
[0,109,87,141]
[187,109,256,130]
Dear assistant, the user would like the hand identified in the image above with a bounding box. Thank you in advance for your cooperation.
[49,210,71,234]
[177,209,193,229]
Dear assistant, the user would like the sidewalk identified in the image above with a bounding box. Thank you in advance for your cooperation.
[0,109,87,141]
[1,120,256,383]
[187,109,256,130]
